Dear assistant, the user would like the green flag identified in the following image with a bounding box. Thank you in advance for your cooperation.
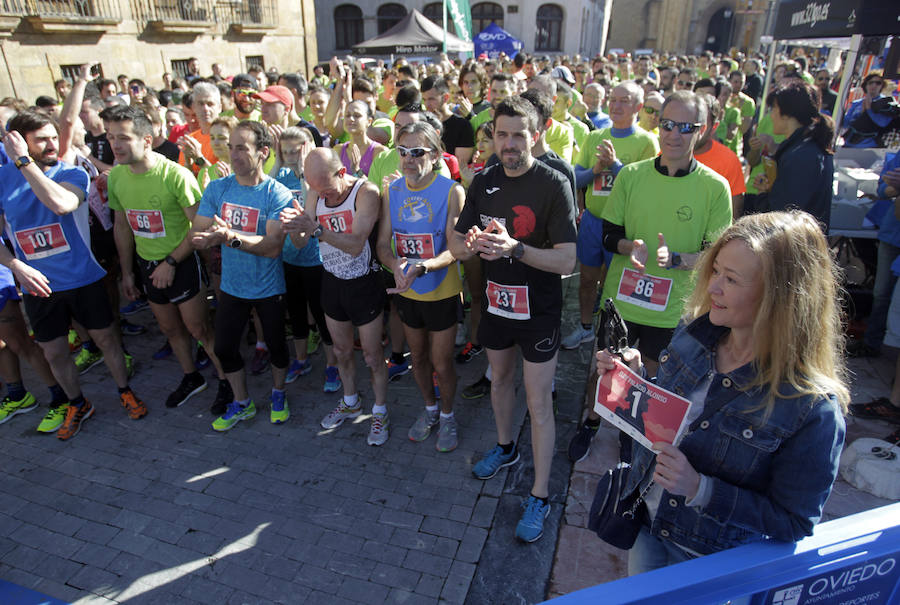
[445,0,472,44]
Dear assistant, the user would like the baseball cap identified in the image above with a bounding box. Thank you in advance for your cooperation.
[252,85,293,111]
[551,66,576,86]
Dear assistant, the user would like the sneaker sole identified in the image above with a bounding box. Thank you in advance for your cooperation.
[0,404,38,424]
[516,505,551,543]
[58,406,94,440]
[213,412,255,432]
[561,336,593,350]
[320,409,361,429]
[367,431,390,446]
[323,382,342,393]
[408,425,438,442]
[167,382,208,409]
[568,445,592,464]
[473,451,520,480]
[462,388,489,400]
[388,369,410,382]
[77,357,105,375]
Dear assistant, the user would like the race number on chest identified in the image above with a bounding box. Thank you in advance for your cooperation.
[394,232,435,259]
[319,209,353,234]
[126,209,166,239]
[616,268,672,312]
[14,224,70,260]
[221,202,261,235]
[592,170,615,196]
[486,280,530,320]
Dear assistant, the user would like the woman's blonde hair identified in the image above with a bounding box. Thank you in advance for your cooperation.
[684,210,849,413]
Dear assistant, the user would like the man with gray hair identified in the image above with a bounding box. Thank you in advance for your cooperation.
[583,83,612,130]
[177,81,221,175]
[567,90,731,462]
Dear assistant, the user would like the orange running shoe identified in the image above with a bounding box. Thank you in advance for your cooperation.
[120,390,147,419]
[57,401,94,441]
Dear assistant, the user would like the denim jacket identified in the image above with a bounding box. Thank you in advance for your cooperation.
[624,314,846,556]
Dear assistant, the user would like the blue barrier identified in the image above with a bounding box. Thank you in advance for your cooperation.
[546,502,900,605]
[0,579,69,605]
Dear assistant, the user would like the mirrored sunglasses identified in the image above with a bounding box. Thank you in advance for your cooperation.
[397,146,430,158]
[643,106,660,115]
[659,119,702,134]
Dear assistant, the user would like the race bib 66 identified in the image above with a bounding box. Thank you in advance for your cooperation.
[616,268,672,312]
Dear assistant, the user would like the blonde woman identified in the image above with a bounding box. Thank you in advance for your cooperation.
[596,210,848,574]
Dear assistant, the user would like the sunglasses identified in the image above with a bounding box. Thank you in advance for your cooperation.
[659,119,702,134]
[130,85,142,92]
[235,88,257,96]
[397,146,430,158]
[643,106,660,115]
[677,80,692,87]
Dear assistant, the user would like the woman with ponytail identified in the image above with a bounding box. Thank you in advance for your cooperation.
[753,81,835,230]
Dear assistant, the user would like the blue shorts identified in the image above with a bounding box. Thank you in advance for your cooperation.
[0,284,21,313]
[576,211,613,269]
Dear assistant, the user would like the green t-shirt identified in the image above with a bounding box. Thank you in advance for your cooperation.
[545,118,575,163]
[372,117,394,148]
[600,158,732,328]
[107,154,201,261]
[716,105,742,154]
[577,126,659,218]
[567,116,590,155]
[745,113,786,195]
[299,106,313,122]
[470,107,492,132]
[368,148,451,196]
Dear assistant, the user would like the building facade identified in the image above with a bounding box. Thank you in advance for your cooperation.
[316,0,612,62]
[0,0,317,102]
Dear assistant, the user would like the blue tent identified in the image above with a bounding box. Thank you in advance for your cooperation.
[474,22,523,59]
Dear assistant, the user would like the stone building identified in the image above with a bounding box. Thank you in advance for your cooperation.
[315,0,612,61]
[0,0,317,102]
[606,0,767,56]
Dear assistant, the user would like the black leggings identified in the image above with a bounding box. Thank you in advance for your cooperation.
[214,291,289,374]
[283,263,333,346]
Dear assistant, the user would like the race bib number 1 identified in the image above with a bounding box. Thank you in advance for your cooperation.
[319,209,353,234]
[221,202,261,235]
[485,280,530,320]
[394,232,435,259]
[14,223,70,260]
[592,170,615,196]
[126,209,166,239]
[616,268,672,312]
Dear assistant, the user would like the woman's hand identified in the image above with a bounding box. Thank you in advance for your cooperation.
[652,443,701,500]
[595,347,641,378]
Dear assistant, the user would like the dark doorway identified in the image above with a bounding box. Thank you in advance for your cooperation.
[704,7,734,54]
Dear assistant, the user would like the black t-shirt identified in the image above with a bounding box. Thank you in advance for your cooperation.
[154,140,180,162]
[442,114,475,156]
[743,74,763,103]
[85,131,114,166]
[456,160,577,329]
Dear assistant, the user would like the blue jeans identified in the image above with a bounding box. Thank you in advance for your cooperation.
[628,525,692,576]
[864,241,900,349]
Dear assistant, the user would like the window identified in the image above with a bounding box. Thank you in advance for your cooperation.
[334,4,363,49]
[535,4,563,51]
[423,2,455,35]
[377,3,406,34]
[246,55,265,70]
[171,59,192,78]
[60,63,103,84]
[471,2,502,35]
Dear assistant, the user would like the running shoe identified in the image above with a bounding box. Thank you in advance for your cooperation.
[285,358,312,384]
[436,416,458,453]
[367,412,390,446]
[387,358,410,381]
[307,330,321,355]
[212,400,256,431]
[74,347,104,375]
[120,390,147,420]
[153,341,173,360]
[455,342,483,364]
[561,326,594,350]
[462,375,491,400]
[37,403,69,433]
[195,345,210,371]
[515,496,550,543]
[210,379,233,416]
[0,392,37,424]
[849,398,900,424]
[323,366,342,393]
[57,401,94,441]
[120,319,147,336]
[320,396,362,429]
[270,390,289,424]
[408,408,439,442]
[567,422,599,462]
[250,347,270,375]
[119,299,148,316]
[472,444,519,479]
[165,373,207,408]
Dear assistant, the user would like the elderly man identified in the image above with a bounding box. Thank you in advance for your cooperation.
[177,81,221,175]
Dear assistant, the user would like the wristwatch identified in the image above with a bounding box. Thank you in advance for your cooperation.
[229,235,242,249]
[511,241,525,260]
[670,252,682,268]
[14,156,32,170]
[312,225,324,238]
[164,255,177,267]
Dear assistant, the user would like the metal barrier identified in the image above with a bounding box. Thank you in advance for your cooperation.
[546,502,900,605]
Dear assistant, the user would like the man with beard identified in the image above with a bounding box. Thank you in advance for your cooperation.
[450,97,576,543]
[223,74,261,122]
[0,111,149,440]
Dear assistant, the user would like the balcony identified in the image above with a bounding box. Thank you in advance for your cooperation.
[226,0,275,34]
[136,0,213,33]
[21,0,121,33]
[0,0,23,37]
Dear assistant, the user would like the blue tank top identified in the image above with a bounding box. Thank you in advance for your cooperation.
[388,173,454,296]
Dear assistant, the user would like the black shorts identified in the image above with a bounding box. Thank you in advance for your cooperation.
[89,217,118,271]
[137,252,207,305]
[395,295,458,332]
[24,279,114,342]
[321,270,386,327]
[624,320,675,362]
[478,314,560,363]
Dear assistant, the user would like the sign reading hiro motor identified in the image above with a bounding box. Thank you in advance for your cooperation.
[765,554,899,605]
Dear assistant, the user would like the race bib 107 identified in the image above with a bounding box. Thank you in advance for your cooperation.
[14,223,70,260]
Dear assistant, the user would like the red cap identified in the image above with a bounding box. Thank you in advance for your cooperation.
[252,85,293,111]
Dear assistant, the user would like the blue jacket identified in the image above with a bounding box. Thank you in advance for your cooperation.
[624,314,846,556]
